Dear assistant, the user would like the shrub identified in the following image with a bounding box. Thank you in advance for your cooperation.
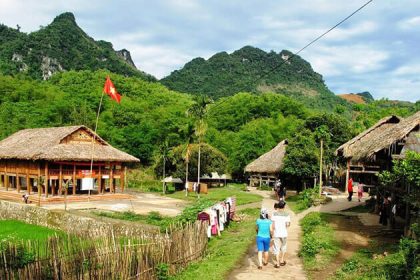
[156,263,170,280]
[300,212,323,233]
[400,234,419,279]
[300,233,321,258]
[175,198,213,224]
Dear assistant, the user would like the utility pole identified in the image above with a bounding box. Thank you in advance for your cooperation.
[197,144,201,199]
[319,139,323,197]
[162,154,166,194]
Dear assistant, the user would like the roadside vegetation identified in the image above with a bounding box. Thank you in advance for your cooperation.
[286,188,320,213]
[173,208,260,280]
[299,212,340,271]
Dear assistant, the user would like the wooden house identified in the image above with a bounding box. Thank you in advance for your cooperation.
[336,111,419,231]
[336,111,419,188]
[244,140,288,187]
[0,126,139,201]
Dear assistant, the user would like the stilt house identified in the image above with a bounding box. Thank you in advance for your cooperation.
[0,126,139,200]
[244,140,288,187]
[336,111,419,186]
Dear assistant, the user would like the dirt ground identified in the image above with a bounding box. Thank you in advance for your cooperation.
[41,192,188,216]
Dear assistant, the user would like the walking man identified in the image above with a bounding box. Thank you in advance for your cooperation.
[271,201,290,268]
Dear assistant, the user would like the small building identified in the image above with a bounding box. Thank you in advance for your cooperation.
[244,140,288,187]
[336,111,419,231]
[336,112,419,187]
[0,125,139,201]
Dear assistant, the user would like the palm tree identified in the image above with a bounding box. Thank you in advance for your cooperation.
[181,122,195,197]
[187,96,213,198]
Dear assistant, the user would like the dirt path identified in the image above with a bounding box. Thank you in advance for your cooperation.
[42,193,188,216]
[229,190,365,280]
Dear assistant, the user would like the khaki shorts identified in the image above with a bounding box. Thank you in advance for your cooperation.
[273,237,287,254]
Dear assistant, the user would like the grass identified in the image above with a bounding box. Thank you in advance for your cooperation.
[299,212,340,271]
[167,183,263,206]
[94,211,171,230]
[173,208,260,280]
[0,220,62,243]
[331,242,405,280]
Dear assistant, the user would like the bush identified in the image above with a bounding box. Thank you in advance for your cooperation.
[2,243,36,269]
[300,233,321,257]
[300,212,323,233]
[400,234,419,279]
[156,263,170,280]
[176,198,213,224]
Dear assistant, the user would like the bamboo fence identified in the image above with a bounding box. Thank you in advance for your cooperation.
[0,222,208,280]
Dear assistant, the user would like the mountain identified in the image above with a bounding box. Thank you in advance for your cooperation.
[0,12,155,81]
[356,91,374,101]
[338,92,374,104]
[160,46,348,110]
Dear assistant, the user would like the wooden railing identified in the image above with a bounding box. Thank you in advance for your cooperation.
[48,169,122,177]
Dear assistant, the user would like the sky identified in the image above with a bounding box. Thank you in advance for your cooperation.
[0,0,419,102]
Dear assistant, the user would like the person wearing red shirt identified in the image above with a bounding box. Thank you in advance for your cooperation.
[347,178,353,201]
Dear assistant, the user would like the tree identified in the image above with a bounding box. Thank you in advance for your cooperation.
[156,143,228,180]
[187,96,213,196]
[282,129,319,189]
[379,151,420,208]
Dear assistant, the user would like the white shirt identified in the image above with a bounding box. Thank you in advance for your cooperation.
[271,211,291,238]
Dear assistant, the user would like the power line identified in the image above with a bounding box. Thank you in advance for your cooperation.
[208,0,374,113]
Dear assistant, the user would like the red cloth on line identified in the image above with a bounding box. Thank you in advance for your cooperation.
[348,178,353,192]
[103,76,121,103]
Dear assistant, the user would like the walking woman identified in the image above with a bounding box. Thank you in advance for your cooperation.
[256,208,273,269]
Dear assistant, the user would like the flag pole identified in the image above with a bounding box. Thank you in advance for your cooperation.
[89,88,105,199]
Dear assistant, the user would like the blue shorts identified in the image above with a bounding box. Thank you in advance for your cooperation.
[256,236,270,252]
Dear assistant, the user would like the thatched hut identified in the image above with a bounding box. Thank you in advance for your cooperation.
[0,125,139,200]
[336,112,419,185]
[245,140,288,187]
[336,112,419,231]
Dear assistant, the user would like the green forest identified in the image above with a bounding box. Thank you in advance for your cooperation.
[0,70,418,181]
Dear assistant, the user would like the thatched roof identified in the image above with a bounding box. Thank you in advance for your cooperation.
[244,140,288,174]
[336,111,420,161]
[0,126,139,163]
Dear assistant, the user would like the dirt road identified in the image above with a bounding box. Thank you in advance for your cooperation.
[228,190,364,280]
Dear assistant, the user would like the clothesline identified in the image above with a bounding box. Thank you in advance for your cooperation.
[197,196,237,238]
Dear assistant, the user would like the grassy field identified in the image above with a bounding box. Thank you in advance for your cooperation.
[0,220,62,243]
[173,208,259,280]
[167,184,263,206]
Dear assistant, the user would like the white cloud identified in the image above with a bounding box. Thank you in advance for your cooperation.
[398,16,420,30]
[305,45,389,76]
[394,64,420,76]
[122,44,194,79]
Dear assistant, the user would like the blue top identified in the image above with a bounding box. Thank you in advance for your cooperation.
[256,219,272,238]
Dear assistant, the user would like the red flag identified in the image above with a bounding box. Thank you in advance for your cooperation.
[103,76,121,103]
